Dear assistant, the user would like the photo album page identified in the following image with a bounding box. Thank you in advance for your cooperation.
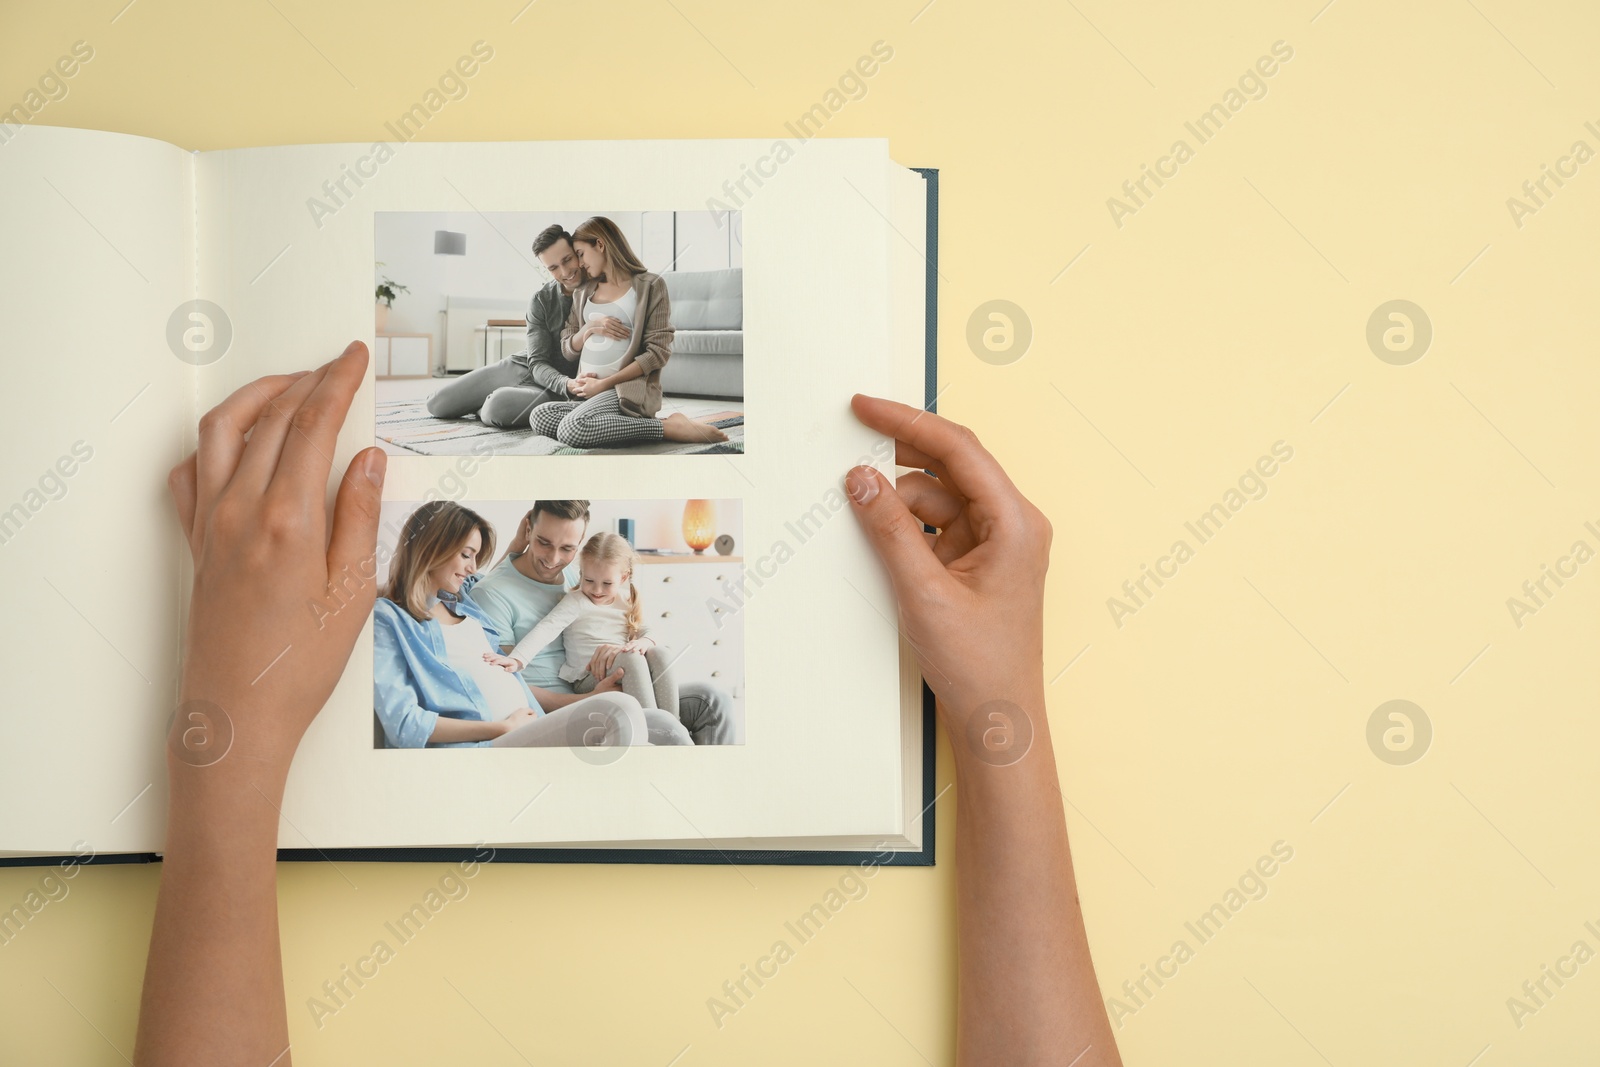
[0,129,933,862]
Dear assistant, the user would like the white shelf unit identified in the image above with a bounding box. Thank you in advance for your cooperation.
[635,555,745,742]
[375,334,432,378]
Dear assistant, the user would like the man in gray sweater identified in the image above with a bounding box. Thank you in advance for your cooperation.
[425,224,627,427]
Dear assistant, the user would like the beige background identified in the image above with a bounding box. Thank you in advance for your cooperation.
[2,0,1597,1063]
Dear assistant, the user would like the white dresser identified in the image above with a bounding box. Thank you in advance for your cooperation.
[635,555,744,742]
[373,333,431,378]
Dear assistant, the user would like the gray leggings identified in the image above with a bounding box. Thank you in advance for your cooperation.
[425,357,564,428]
[573,647,679,716]
[532,391,665,448]
[488,691,691,747]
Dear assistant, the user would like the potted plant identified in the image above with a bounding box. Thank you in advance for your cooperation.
[375,269,409,333]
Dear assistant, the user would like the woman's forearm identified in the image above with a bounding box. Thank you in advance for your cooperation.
[427,716,506,744]
[600,361,645,390]
[134,765,292,1066]
[950,689,1121,1066]
[139,344,386,1064]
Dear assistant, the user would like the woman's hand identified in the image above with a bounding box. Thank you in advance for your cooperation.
[166,340,386,782]
[575,317,626,350]
[138,341,386,1066]
[587,643,625,678]
[591,315,629,340]
[500,707,540,734]
[483,651,525,673]
[589,667,626,694]
[844,394,1122,1067]
[843,395,1052,739]
[507,515,531,556]
[568,372,608,399]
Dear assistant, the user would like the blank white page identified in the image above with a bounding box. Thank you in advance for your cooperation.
[0,127,193,854]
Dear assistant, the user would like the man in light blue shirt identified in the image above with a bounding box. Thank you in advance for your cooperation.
[471,499,734,745]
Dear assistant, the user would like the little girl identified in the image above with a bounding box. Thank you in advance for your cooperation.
[483,532,678,716]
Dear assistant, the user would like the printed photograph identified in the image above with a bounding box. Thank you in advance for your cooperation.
[373,211,744,457]
[373,497,745,749]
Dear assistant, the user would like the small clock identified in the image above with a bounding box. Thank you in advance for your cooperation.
[713,534,735,556]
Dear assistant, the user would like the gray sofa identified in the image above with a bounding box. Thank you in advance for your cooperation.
[661,268,742,400]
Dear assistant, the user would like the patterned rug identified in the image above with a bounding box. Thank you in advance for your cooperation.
[376,398,745,456]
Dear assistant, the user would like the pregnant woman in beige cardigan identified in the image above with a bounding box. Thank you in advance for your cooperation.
[531,215,729,449]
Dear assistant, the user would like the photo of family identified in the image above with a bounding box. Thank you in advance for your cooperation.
[373,210,744,457]
[373,497,745,750]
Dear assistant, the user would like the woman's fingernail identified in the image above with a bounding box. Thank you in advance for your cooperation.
[363,449,386,486]
[342,340,366,359]
[845,466,878,506]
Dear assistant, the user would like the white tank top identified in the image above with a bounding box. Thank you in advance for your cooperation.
[578,287,637,380]
[438,613,527,719]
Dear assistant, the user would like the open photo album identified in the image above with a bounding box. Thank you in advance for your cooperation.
[0,127,938,866]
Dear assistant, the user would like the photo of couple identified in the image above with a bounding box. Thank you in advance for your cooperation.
[374,211,745,457]
[373,497,745,749]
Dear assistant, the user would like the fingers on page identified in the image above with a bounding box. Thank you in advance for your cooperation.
[845,465,945,593]
[896,470,963,530]
[168,452,198,545]
[849,394,1013,503]
[230,358,335,498]
[270,341,369,504]
[195,370,306,520]
[326,446,385,592]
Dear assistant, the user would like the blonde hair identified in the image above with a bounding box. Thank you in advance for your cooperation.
[576,532,643,640]
[572,216,647,283]
[381,501,495,621]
